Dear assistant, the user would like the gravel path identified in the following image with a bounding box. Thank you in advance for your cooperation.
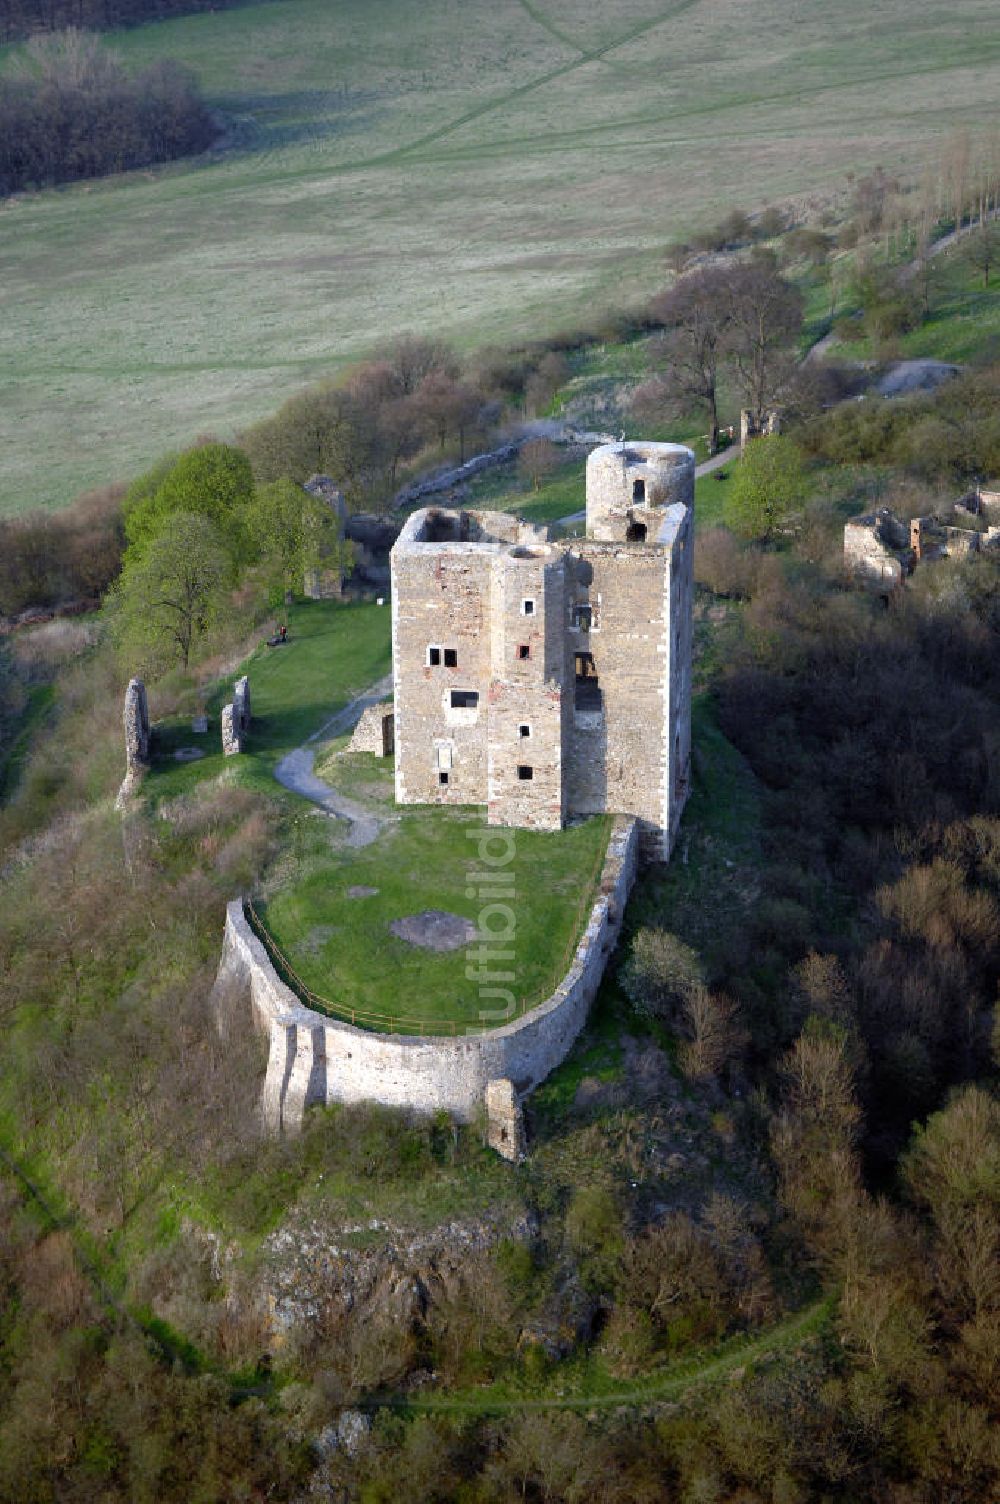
[273,674,393,849]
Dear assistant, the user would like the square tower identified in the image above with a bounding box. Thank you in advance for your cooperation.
[389,441,695,862]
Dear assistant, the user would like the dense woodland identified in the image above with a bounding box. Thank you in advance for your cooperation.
[0,29,214,192]
[0,0,254,42]
[1,163,999,1498]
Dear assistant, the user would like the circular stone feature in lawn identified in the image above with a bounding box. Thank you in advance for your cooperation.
[347,885,379,899]
[174,746,206,762]
[389,910,477,952]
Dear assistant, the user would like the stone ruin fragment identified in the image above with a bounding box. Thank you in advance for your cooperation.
[222,675,251,756]
[485,1078,527,1163]
[115,677,151,809]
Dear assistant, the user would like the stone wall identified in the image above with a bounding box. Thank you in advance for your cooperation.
[349,702,394,756]
[213,816,638,1134]
[844,510,910,589]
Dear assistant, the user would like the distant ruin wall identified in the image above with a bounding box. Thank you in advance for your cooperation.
[213,816,638,1133]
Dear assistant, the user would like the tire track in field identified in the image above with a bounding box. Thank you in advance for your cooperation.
[393,40,1000,171]
[514,0,591,57]
[381,0,703,165]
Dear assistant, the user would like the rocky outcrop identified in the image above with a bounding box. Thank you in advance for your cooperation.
[253,1206,537,1346]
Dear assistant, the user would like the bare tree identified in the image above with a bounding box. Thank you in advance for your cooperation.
[721,257,803,429]
[965,220,1000,287]
[642,265,733,453]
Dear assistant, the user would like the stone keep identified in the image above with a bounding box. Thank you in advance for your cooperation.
[115,677,150,807]
[390,441,694,861]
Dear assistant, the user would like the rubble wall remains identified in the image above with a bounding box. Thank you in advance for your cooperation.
[213,816,638,1133]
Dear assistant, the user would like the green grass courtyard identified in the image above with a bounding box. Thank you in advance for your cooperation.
[257,739,612,1034]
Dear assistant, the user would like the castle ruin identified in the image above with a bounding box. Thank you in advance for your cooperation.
[390,441,694,862]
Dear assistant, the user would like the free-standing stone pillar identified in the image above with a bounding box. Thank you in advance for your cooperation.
[221,703,242,757]
[115,677,151,809]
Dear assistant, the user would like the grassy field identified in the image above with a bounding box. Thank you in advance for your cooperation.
[259,745,611,1031]
[146,595,392,802]
[4,0,1000,516]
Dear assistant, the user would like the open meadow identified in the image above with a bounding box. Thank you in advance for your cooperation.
[3,0,1000,514]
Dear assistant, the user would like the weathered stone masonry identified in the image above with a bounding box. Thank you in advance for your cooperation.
[214,817,638,1136]
[391,441,695,862]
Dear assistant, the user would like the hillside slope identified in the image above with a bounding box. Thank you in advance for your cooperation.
[4,0,1000,513]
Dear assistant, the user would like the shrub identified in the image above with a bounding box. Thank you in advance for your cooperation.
[619,927,705,1022]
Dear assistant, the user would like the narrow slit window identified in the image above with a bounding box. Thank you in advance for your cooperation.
[633,478,646,503]
[449,689,479,709]
[427,645,442,666]
[443,647,458,668]
[517,765,533,781]
[517,643,531,661]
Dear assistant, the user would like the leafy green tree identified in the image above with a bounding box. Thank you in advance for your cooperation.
[124,443,254,561]
[112,511,230,670]
[725,434,807,541]
[246,477,354,603]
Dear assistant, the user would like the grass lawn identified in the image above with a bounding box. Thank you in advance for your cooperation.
[258,742,612,1033]
[146,596,391,803]
[466,453,587,523]
[695,457,738,529]
[6,0,1000,516]
[830,244,1000,364]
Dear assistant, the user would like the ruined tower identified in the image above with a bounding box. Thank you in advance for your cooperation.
[390,441,694,860]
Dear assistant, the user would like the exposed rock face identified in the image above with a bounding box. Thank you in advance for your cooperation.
[486,1077,526,1162]
[252,1206,537,1347]
[115,677,150,808]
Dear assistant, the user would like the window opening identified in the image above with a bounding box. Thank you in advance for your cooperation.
[626,521,647,542]
[518,724,531,738]
[633,478,645,503]
[517,765,533,782]
[443,647,458,668]
[517,644,531,661]
[449,689,479,709]
[574,651,602,713]
[571,603,593,633]
[522,598,535,616]
[427,646,441,666]
[439,771,449,786]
